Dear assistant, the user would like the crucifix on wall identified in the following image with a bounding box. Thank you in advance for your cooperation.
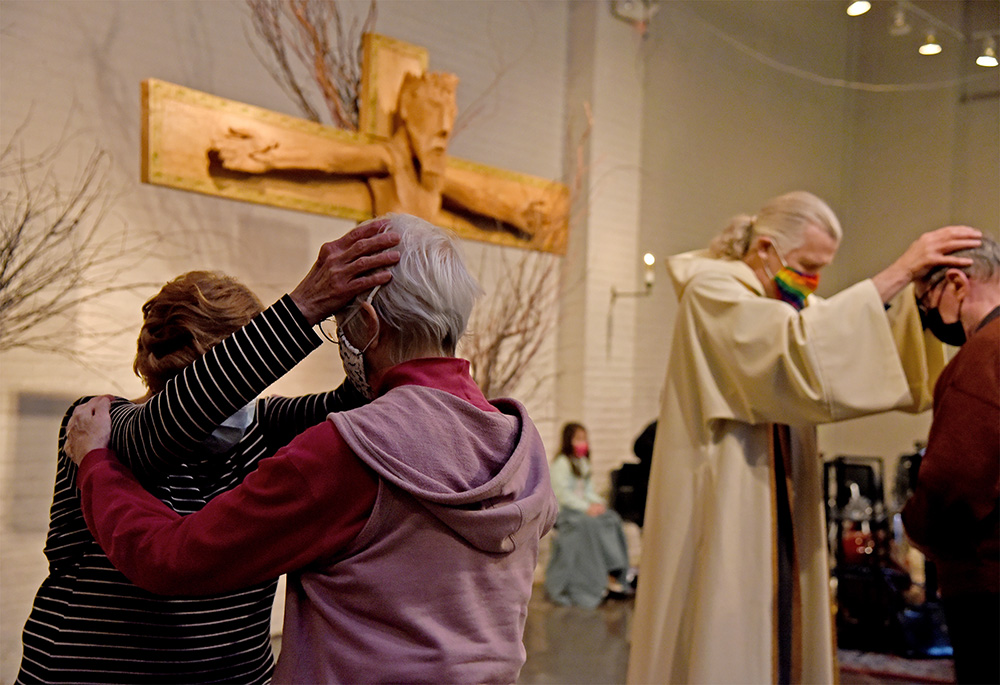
[142,33,569,254]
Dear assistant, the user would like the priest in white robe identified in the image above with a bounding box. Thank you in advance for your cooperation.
[626,190,982,685]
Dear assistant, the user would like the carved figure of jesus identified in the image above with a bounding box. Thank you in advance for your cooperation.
[211,72,552,239]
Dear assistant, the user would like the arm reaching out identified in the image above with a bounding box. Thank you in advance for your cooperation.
[73,420,377,595]
[109,220,399,475]
[872,225,982,303]
[290,217,401,325]
[211,126,392,175]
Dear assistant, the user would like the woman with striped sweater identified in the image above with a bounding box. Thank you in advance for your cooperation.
[16,220,399,684]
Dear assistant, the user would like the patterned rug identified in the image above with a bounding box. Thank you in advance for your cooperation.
[838,649,955,684]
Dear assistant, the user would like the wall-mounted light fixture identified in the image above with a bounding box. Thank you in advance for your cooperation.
[642,252,656,287]
[611,253,656,305]
[609,0,661,37]
[607,253,657,356]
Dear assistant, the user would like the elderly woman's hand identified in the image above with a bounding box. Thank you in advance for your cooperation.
[290,217,401,326]
[65,396,113,466]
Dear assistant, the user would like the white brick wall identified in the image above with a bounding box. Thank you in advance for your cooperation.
[558,2,647,493]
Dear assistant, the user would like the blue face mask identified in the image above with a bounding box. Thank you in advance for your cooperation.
[202,401,256,454]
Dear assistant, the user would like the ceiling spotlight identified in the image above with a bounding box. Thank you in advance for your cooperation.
[889,5,911,36]
[918,32,942,55]
[846,1,871,16]
[977,37,998,68]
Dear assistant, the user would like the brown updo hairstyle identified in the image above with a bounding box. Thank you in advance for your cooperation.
[133,271,263,394]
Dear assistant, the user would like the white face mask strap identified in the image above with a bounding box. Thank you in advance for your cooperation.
[339,284,381,352]
[339,320,379,355]
[338,326,361,355]
[769,242,789,269]
[761,243,777,281]
[340,284,382,328]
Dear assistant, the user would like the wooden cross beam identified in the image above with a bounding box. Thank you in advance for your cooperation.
[142,33,569,254]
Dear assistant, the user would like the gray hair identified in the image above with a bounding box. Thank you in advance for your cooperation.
[709,190,843,259]
[344,213,482,364]
[923,233,1000,288]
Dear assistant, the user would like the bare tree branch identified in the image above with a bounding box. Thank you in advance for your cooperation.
[458,105,592,402]
[459,241,563,402]
[1,121,161,360]
[245,0,376,129]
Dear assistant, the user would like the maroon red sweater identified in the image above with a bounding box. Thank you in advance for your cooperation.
[903,308,1000,598]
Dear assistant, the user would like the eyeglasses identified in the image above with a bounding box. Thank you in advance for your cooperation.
[916,275,947,316]
[318,285,381,345]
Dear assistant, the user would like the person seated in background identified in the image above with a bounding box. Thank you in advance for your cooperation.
[902,234,1000,685]
[607,421,657,528]
[545,422,632,609]
[65,213,559,685]
[632,420,657,466]
[17,220,398,684]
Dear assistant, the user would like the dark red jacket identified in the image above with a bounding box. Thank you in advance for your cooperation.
[903,307,1000,598]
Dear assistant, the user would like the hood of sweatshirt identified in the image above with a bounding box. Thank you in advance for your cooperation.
[327,384,557,554]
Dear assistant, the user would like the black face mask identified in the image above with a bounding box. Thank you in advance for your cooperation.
[922,307,967,346]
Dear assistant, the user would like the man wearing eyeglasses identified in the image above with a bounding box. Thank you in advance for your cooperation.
[902,234,1000,685]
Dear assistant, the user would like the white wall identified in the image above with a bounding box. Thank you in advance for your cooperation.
[557,2,648,484]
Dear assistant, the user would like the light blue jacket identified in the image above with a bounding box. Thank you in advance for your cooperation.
[549,453,605,512]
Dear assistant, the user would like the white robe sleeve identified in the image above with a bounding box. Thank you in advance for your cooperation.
[885,283,948,412]
[678,270,934,427]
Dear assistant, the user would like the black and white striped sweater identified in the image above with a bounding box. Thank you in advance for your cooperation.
[17,296,360,684]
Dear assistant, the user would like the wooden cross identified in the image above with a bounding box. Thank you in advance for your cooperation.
[142,33,569,254]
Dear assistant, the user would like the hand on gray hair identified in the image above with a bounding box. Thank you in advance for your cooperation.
[290,218,401,326]
[872,225,982,304]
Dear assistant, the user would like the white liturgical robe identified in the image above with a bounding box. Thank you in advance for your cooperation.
[627,251,944,685]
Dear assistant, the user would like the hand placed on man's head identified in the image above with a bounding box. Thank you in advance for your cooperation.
[901,226,982,281]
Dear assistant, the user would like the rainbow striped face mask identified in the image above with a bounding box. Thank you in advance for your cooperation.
[765,245,819,311]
